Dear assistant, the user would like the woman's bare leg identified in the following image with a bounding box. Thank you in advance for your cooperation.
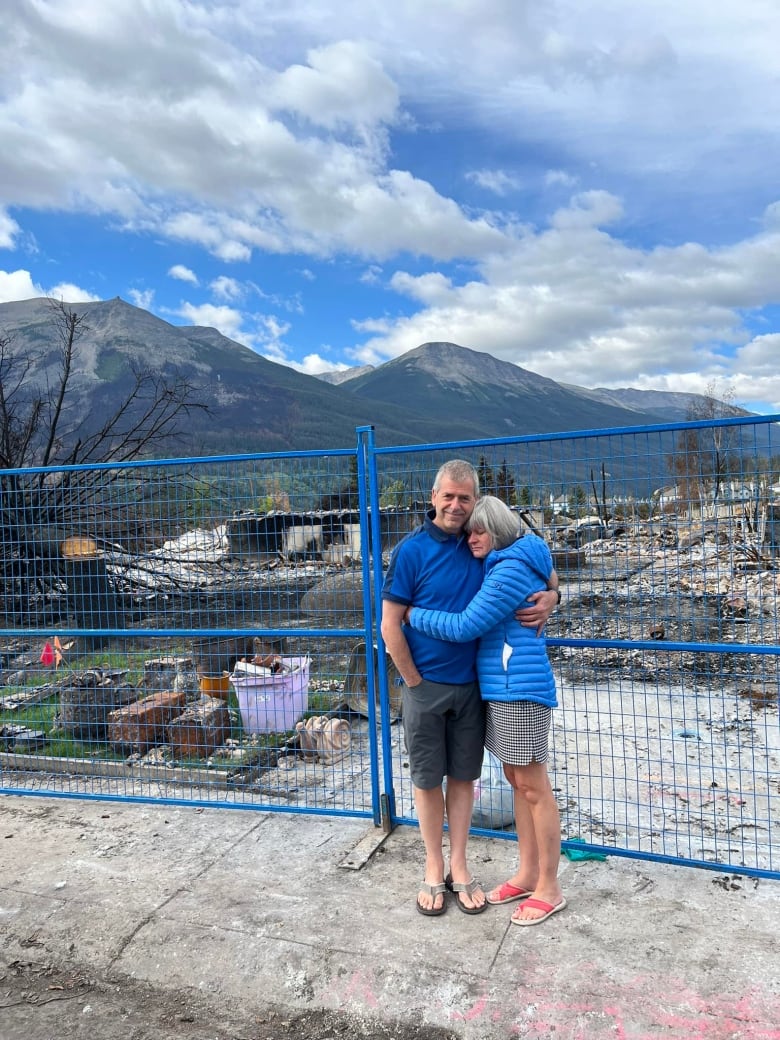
[509,762,564,922]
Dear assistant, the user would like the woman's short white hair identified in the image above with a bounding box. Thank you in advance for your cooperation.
[466,495,520,550]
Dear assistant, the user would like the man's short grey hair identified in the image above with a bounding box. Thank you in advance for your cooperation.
[466,495,520,550]
[433,459,480,497]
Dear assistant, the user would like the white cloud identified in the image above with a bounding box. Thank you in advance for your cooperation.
[0,269,99,304]
[210,276,243,301]
[3,1,780,407]
[48,282,101,303]
[168,265,198,285]
[295,353,348,375]
[465,170,522,196]
[728,334,780,409]
[0,6,518,265]
[349,191,780,410]
[550,190,624,230]
[129,288,155,310]
[176,302,246,341]
[545,170,578,189]
[172,301,292,359]
[735,333,780,376]
[389,270,452,304]
[269,40,399,130]
[162,214,255,262]
[0,269,40,302]
[0,209,20,249]
[360,264,383,285]
[257,314,292,346]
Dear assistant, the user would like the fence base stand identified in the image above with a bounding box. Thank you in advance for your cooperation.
[339,824,392,870]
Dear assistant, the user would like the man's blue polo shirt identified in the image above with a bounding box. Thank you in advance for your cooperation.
[382,511,483,684]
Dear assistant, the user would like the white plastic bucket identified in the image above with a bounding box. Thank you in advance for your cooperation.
[229,656,310,734]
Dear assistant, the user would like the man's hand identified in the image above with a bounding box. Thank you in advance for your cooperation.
[515,588,559,636]
[381,600,422,687]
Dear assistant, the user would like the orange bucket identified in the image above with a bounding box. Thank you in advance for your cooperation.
[198,672,231,700]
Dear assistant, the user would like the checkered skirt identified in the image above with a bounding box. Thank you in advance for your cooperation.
[485,699,552,765]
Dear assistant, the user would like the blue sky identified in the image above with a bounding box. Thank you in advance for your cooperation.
[3,1,780,412]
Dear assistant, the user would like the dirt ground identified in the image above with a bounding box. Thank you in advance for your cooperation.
[0,960,460,1040]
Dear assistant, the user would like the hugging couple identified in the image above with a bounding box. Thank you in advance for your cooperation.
[381,459,566,926]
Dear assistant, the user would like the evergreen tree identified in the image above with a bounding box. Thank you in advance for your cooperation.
[568,485,587,514]
[477,455,497,496]
[495,459,516,505]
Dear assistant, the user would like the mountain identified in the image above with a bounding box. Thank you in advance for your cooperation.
[337,341,676,437]
[558,384,752,423]
[0,297,435,455]
[317,364,375,385]
[0,300,760,468]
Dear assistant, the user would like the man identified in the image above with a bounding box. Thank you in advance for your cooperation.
[381,459,559,915]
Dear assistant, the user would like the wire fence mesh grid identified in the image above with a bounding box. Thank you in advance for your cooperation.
[0,416,778,875]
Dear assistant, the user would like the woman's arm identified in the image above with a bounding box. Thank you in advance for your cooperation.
[408,561,543,643]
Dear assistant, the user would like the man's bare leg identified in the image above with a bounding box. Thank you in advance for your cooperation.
[414,784,446,912]
[444,777,485,910]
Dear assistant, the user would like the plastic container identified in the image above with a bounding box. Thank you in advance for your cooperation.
[229,656,310,734]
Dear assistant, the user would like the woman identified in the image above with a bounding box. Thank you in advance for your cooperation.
[404,496,566,926]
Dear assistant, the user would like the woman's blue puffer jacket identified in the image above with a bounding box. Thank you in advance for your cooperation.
[408,533,557,706]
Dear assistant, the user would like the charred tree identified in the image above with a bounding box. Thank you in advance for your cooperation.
[0,299,210,633]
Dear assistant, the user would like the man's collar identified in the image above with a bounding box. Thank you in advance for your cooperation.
[424,508,466,543]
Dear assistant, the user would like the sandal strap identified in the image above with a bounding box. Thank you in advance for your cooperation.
[419,881,447,897]
[449,877,481,896]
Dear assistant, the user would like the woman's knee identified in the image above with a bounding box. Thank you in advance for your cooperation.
[512,764,550,802]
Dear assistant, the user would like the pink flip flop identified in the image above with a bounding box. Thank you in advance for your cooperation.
[486,881,533,905]
[510,896,567,926]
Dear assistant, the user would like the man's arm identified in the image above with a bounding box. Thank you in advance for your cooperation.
[515,568,560,636]
[381,599,422,687]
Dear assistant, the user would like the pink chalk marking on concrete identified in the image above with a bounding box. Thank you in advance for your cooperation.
[415,957,780,1038]
[450,994,490,1022]
[479,982,780,1039]
[650,984,780,1038]
[500,999,624,1038]
[601,1006,628,1039]
[331,969,380,1009]
[654,1011,780,1039]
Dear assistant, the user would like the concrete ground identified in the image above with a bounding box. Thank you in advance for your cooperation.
[1,793,779,1039]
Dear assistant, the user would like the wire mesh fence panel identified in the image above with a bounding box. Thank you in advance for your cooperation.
[0,449,382,818]
[0,634,380,815]
[369,417,780,877]
[2,416,779,875]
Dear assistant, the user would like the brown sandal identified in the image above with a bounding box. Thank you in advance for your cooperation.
[416,881,447,916]
[445,874,487,915]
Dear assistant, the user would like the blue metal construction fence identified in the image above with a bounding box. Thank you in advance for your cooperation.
[1,415,778,879]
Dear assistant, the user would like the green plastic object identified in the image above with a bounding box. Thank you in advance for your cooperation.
[563,841,608,862]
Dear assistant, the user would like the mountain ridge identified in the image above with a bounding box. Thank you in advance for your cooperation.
[0,297,754,460]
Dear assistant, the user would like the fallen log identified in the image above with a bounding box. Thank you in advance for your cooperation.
[107,690,188,752]
[167,697,232,758]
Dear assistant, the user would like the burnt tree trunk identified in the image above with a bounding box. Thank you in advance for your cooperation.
[61,537,126,648]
